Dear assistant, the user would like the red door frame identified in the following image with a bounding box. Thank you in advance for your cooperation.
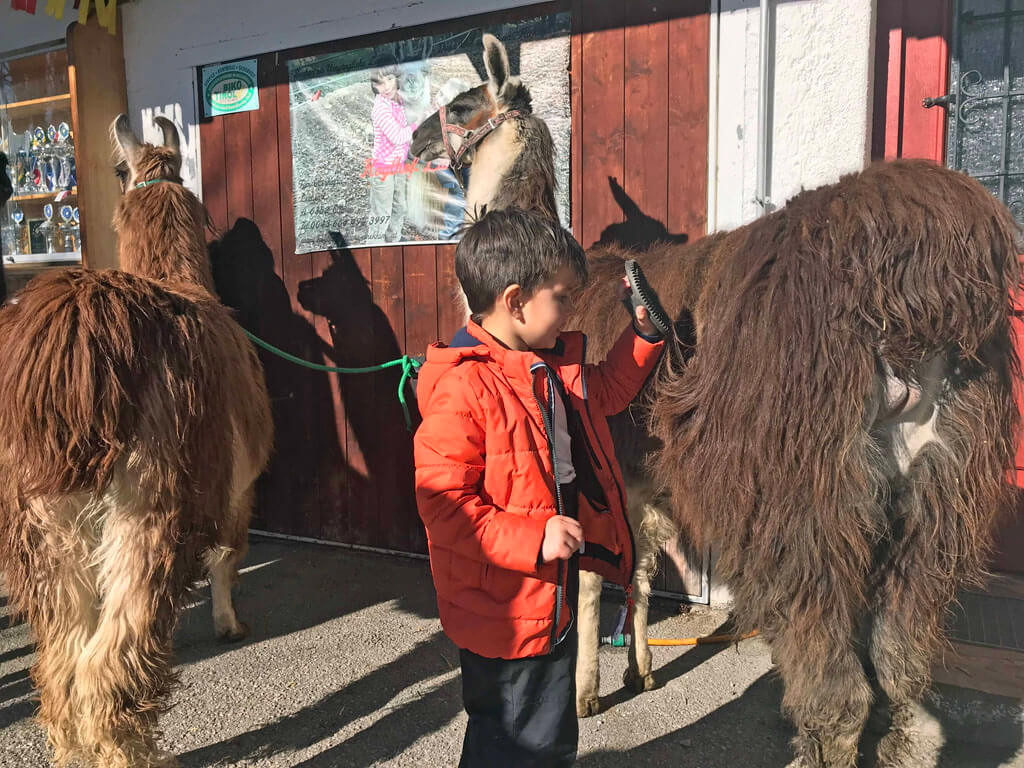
[873,0,1024,572]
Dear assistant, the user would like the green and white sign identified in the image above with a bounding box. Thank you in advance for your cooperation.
[202,59,259,117]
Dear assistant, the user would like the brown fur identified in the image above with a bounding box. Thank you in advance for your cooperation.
[648,161,1020,766]
[0,116,272,767]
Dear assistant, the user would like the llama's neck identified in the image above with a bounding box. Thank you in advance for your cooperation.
[114,186,216,292]
[467,115,559,223]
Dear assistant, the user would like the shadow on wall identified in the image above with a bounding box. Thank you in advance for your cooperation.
[593,177,689,252]
[209,220,422,552]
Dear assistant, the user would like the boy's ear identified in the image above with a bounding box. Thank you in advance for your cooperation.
[501,283,524,320]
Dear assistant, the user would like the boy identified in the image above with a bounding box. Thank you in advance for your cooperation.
[414,208,664,767]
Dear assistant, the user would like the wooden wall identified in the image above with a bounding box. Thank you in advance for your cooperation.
[199,1,710,590]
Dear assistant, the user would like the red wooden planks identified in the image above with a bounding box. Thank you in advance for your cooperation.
[435,244,464,342]
[667,2,710,238]
[223,110,254,228]
[579,0,625,248]
[570,0,584,240]
[403,245,439,356]
[198,114,227,234]
[624,12,670,228]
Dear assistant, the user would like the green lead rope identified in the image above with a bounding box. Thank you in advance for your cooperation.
[241,328,422,431]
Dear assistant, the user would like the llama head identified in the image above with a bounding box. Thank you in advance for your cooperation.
[409,34,532,166]
[111,114,183,192]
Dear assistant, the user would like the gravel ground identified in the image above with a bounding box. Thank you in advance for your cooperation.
[1,536,1022,767]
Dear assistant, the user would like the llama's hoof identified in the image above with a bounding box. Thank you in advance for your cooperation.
[576,694,600,718]
[875,728,914,768]
[215,621,249,643]
[623,667,656,693]
[150,748,181,767]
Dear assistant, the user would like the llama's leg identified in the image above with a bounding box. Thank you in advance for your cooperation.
[10,498,101,767]
[774,627,873,768]
[207,483,253,642]
[575,569,603,717]
[624,501,672,694]
[867,604,930,768]
[73,506,182,768]
[33,570,98,766]
[623,562,655,693]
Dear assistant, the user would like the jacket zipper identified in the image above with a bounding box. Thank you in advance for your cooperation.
[531,363,567,651]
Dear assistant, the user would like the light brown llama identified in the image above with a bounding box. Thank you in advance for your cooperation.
[0,115,273,768]
[410,33,677,718]
[410,35,1022,768]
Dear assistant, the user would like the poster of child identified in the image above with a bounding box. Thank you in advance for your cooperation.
[287,13,570,253]
[367,66,414,244]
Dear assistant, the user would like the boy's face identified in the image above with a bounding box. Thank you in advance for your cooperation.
[517,265,580,350]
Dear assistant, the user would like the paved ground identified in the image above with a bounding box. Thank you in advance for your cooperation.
[1,536,1022,767]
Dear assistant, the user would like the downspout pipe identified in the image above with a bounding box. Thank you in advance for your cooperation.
[755,0,773,215]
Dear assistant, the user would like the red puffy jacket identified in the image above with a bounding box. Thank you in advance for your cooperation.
[414,320,664,659]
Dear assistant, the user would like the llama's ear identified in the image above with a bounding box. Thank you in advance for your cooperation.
[154,116,180,155]
[482,34,509,93]
[112,114,143,167]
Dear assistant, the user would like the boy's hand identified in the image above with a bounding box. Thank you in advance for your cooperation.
[617,277,659,337]
[541,516,583,563]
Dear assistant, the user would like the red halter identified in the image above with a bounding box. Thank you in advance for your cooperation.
[439,104,522,176]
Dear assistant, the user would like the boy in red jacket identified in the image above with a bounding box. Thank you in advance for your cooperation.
[414,208,664,767]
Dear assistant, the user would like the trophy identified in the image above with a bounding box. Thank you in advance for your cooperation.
[1,214,16,258]
[70,207,81,253]
[43,125,58,192]
[59,204,76,252]
[56,122,74,190]
[9,208,26,256]
[39,203,56,254]
[31,126,46,192]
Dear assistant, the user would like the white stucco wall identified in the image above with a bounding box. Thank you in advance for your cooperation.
[711,0,876,231]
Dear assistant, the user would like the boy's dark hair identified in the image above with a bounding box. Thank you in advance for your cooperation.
[455,208,587,316]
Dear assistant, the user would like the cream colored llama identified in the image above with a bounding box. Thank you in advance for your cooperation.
[0,115,273,767]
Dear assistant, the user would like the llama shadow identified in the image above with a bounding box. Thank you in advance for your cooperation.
[578,672,793,767]
[594,177,689,252]
[210,217,346,540]
[919,684,1022,768]
[294,231,423,554]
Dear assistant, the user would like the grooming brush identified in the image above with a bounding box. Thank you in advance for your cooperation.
[622,259,673,338]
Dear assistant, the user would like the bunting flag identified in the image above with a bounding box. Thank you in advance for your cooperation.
[78,0,116,33]
[13,0,116,35]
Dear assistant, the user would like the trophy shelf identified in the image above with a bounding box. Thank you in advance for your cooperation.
[10,187,77,202]
[5,93,72,117]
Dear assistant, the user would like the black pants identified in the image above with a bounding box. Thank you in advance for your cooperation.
[458,627,578,768]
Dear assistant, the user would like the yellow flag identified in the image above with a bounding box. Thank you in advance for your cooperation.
[78,0,118,35]
[44,0,66,20]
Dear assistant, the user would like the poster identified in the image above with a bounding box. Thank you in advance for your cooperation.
[287,13,571,253]
[202,59,259,117]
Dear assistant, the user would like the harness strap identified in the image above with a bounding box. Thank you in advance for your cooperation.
[440,105,522,174]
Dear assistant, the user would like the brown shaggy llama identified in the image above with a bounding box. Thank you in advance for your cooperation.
[409,36,1023,767]
[0,115,273,768]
